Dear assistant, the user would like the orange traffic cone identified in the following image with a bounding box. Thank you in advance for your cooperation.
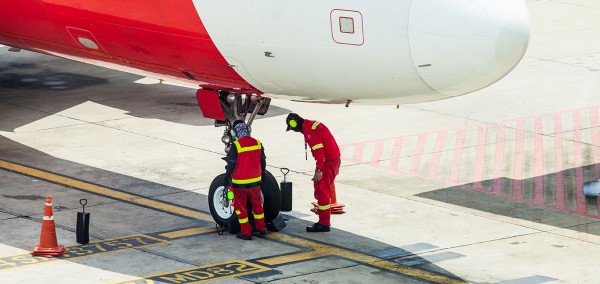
[312,183,346,214]
[330,183,346,214]
[31,196,65,257]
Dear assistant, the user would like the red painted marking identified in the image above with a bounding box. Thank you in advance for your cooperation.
[512,119,525,199]
[533,117,545,205]
[369,140,386,168]
[469,184,600,220]
[590,107,600,180]
[553,114,566,210]
[388,137,405,172]
[472,125,488,190]
[428,131,447,179]
[410,133,429,174]
[329,9,365,46]
[341,105,600,219]
[448,128,467,184]
[492,123,506,194]
[572,110,587,214]
[0,0,259,93]
[352,143,366,164]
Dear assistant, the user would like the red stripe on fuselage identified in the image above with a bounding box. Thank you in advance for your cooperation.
[0,0,259,94]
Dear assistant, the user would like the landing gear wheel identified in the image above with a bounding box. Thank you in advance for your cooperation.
[261,171,282,222]
[208,173,233,227]
[208,171,281,227]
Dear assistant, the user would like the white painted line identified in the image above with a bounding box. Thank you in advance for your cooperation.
[133,77,196,89]
[133,77,159,85]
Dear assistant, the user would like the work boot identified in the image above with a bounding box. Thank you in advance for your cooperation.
[236,232,251,240]
[259,229,267,236]
[306,223,330,232]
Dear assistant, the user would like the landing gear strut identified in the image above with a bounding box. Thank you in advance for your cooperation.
[214,91,270,153]
[198,90,281,228]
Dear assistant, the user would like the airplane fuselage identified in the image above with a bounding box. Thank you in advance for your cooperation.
[0,0,531,104]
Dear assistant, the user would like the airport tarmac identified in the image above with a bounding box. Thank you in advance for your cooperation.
[2,0,600,283]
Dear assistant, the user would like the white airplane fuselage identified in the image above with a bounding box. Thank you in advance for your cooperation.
[0,0,530,104]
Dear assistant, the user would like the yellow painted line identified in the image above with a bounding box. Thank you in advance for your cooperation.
[263,233,466,284]
[112,260,269,284]
[0,159,463,283]
[158,227,216,239]
[0,160,214,222]
[0,254,56,272]
[258,250,328,266]
[0,234,167,272]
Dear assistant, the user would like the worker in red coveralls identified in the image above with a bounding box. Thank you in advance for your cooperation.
[286,113,341,232]
[224,120,267,240]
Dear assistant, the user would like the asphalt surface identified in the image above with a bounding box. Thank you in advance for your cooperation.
[2,1,600,283]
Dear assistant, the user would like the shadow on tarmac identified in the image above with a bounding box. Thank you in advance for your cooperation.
[0,48,289,131]
[0,48,466,282]
[418,167,600,236]
[0,135,466,283]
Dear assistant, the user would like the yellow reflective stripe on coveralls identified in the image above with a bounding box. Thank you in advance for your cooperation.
[254,213,264,219]
[236,207,249,223]
[311,121,320,130]
[232,140,263,184]
[318,204,331,210]
[311,143,324,150]
[234,140,262,153]
[232,176,262,184]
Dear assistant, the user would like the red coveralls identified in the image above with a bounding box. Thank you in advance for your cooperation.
[231,137,266,237]
[303,120,341,227]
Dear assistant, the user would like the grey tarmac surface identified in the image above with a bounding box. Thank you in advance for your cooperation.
[2,0,600,283]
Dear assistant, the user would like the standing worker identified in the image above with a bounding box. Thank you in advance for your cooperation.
[286,113,341,232]
[224,121,267,240]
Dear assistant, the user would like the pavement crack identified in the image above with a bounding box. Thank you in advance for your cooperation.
[135,247,200,267]
[258,262,360,283]
[0,208,28,218]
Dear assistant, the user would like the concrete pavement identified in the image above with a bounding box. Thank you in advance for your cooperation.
[1,0,600,283]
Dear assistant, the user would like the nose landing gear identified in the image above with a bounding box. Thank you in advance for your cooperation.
[197,89,281,228]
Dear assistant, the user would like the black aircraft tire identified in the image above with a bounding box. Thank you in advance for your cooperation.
[261,170,282,223]
[208,173,231,227]
[208,171,281,227]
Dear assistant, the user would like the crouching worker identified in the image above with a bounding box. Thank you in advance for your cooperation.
[223,121,267,240]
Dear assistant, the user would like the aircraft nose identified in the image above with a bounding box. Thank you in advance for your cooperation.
[408,0,530,96]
